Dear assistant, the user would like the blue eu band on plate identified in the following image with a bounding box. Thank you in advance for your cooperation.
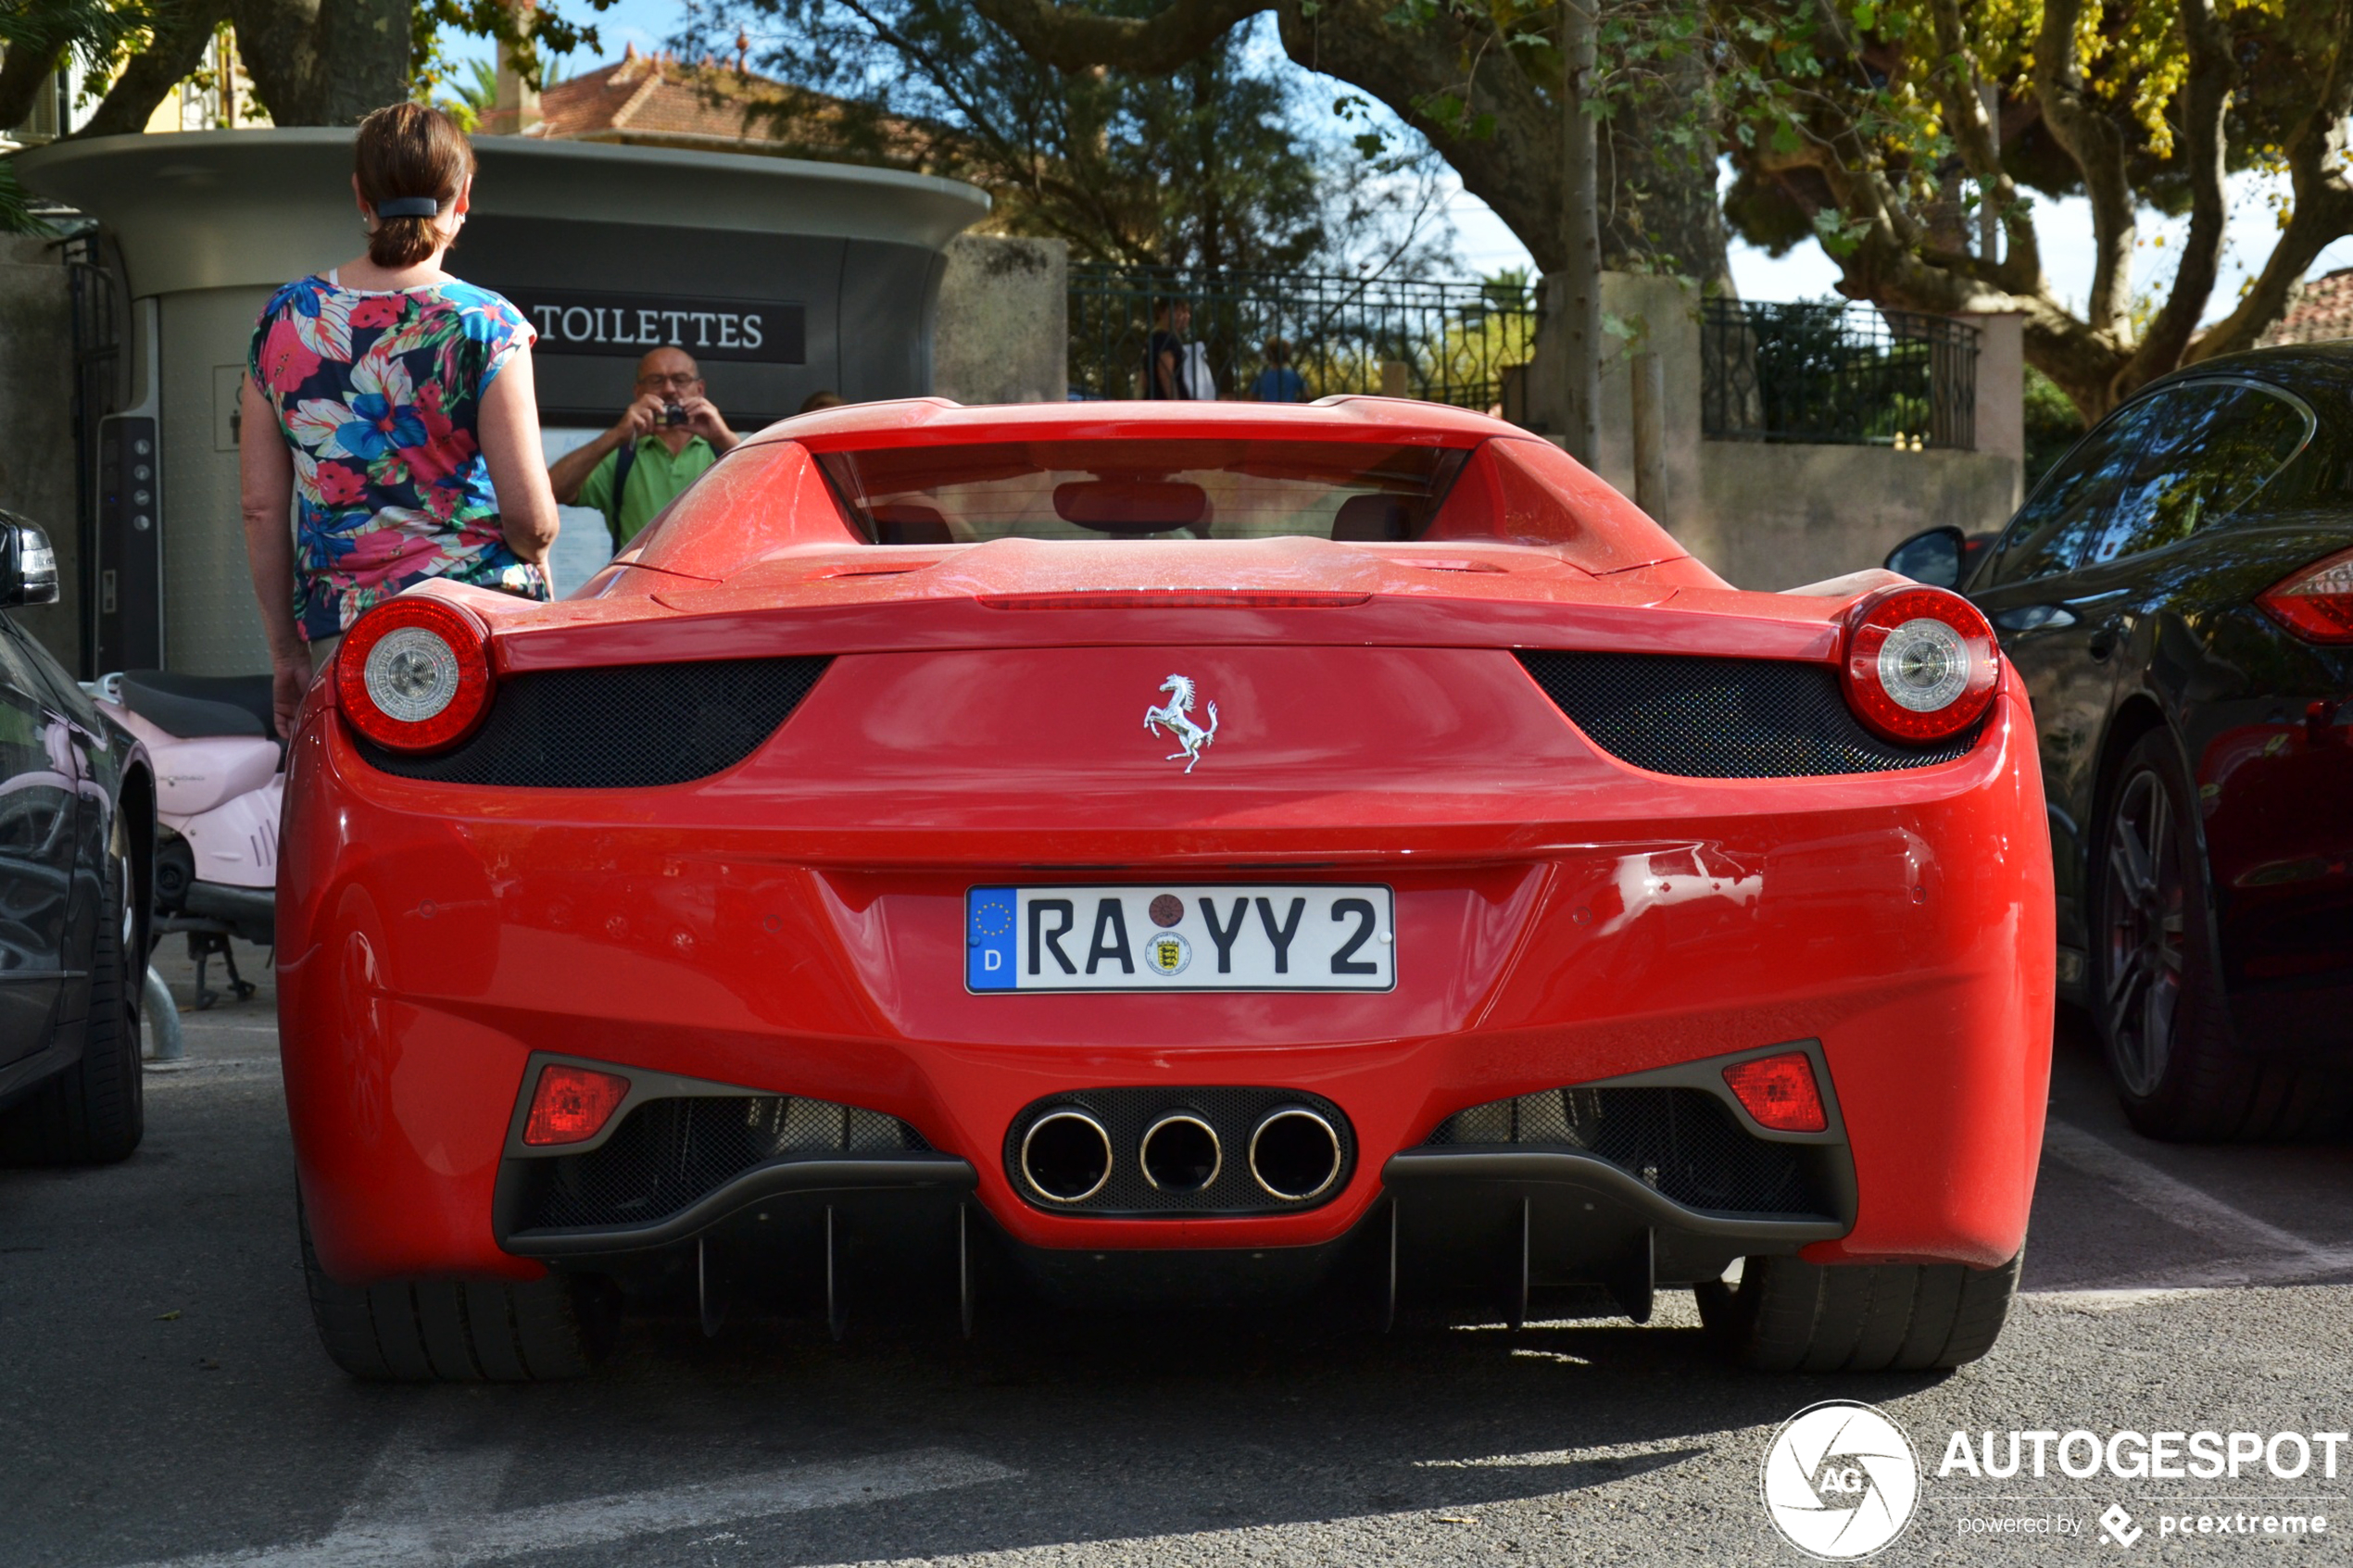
[966,884,1396,993]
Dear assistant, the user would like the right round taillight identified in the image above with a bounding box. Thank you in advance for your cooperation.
[334,595,495,753]
[1840,585,1999,744]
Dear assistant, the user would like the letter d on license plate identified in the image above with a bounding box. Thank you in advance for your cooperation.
[966,884,1396,993]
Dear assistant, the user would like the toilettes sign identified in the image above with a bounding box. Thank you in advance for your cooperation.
[503,285,808,364]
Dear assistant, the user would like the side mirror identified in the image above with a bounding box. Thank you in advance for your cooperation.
[0,516,61,608]
[1883,525,1967,589]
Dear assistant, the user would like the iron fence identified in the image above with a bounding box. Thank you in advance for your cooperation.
[1068,266,1537,411]
[1701,299,1978,450]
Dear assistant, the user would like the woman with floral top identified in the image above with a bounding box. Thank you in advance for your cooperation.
[238,101,560,737]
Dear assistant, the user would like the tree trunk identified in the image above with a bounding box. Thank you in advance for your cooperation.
[76,0,235,139]
[974,0,1731,287]
[1275,0,1565,270]
[1558,0,1601,466]
[0,42,62,133]
[232,0,328,125]
[316,0,411,122]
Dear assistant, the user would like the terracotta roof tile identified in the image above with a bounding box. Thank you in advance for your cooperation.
[535,54,883,149]
[2259,267,2353,347]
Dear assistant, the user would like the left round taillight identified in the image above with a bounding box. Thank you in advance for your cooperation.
[1840,584,1999,744]
[334,596,495,753]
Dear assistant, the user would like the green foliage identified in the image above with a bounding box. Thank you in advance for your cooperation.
[0,157,56,237]
[411,0,618,96]
[426,55,497,128]
[1,0,158,107]
[1708,0,2335,264]
[1348,0,1730,281]
[1720,164,1813,256]
[676,0,1449,274]
[2022,365,2086,485]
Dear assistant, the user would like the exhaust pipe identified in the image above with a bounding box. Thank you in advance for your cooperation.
[1248,1107,1342,1201]
[1139,1112,1221,1193]
[1019,1108,1113,1202]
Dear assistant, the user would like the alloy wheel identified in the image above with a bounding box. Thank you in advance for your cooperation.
[2101,769,2187,1098]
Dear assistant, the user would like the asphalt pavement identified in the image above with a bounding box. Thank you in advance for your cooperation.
[4,940,2350,1568]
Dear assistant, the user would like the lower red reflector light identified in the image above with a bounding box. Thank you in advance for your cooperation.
[522,1064,633,1147]
[1721,1052,1828,1133]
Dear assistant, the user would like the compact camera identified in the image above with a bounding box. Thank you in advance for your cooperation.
[658,401,688,427]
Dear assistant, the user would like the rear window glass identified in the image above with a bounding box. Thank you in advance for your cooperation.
[813,441,1470,545]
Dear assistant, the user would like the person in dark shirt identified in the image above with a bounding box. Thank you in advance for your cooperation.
[1146,299,1192,399]
[1249,337,1306,402]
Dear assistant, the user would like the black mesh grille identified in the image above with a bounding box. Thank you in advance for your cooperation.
[522,1095,927,1232]
[1517,651,1977,777]
[1427,1086,1829,1217]
[1004,1086,1355,1217]
[359,657,829,788]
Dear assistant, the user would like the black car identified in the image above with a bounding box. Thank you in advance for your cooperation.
[0,512,154,1164]
[1887,345,2353,1140]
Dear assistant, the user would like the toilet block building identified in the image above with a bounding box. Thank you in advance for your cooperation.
[19,129,989,676]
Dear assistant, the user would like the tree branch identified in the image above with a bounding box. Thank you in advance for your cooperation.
[1741,61,2131,420]
[75,0,233,138]
[1272,0,1567,271]
[0,41,63,132]
[2032,0,2136,337]
[965,0,1267,76]
[2120,0,2233,392]
[1920,0,2039,289]
[2188,0,2353,361]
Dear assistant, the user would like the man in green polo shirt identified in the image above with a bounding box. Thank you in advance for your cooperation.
[547,346,742,549]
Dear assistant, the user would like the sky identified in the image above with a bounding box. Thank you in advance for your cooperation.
[488,0,2353,319]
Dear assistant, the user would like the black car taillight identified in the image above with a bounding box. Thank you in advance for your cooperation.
[2258,546,2353,645]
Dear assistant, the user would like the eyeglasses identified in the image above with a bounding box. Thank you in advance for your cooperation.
[636,372,702,390]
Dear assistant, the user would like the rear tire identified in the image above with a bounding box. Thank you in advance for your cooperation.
[0,842,143,1165]
[298,1198,620,1382]
[1695,1251,2020,1372]
[2092,731,2353,1140]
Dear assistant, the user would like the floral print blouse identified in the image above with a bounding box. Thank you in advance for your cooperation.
[248,275,548,642]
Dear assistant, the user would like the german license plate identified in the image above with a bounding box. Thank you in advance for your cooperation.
[966,884,1396,993]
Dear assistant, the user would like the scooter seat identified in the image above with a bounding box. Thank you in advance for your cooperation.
[120,671,275,740]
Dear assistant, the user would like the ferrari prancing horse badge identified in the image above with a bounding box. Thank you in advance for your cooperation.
[1143,673,1219,773]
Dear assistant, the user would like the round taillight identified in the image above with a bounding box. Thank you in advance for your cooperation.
[334,596,494,752]
[1840,585,1999,743]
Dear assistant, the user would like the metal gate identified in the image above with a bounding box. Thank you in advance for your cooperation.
[1700,299,1978,450]
[1069,266,1536,410]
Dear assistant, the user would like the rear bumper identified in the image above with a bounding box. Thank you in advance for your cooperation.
[488,1043,1853,1310]
[510,1155,1852,1322]
[279,673,2053,1287]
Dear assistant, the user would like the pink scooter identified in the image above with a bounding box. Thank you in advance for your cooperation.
[91,671,279,1007]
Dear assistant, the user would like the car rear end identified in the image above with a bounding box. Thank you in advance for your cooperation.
[276,408,2053,1369]
[2188,533,2353,1048]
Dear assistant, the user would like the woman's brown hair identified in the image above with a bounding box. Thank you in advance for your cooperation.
[354,103,475,270]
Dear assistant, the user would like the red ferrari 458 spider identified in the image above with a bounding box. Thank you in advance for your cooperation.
[280,397,2052,1381]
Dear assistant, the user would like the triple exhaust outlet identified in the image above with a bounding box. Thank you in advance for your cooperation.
[1018,1105,1342,1205]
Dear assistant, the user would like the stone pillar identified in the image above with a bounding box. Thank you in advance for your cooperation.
[1965,308,2024,510]
[489,2,541,136]
[1593,273,1704,538]
[1630,350,1667,516]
